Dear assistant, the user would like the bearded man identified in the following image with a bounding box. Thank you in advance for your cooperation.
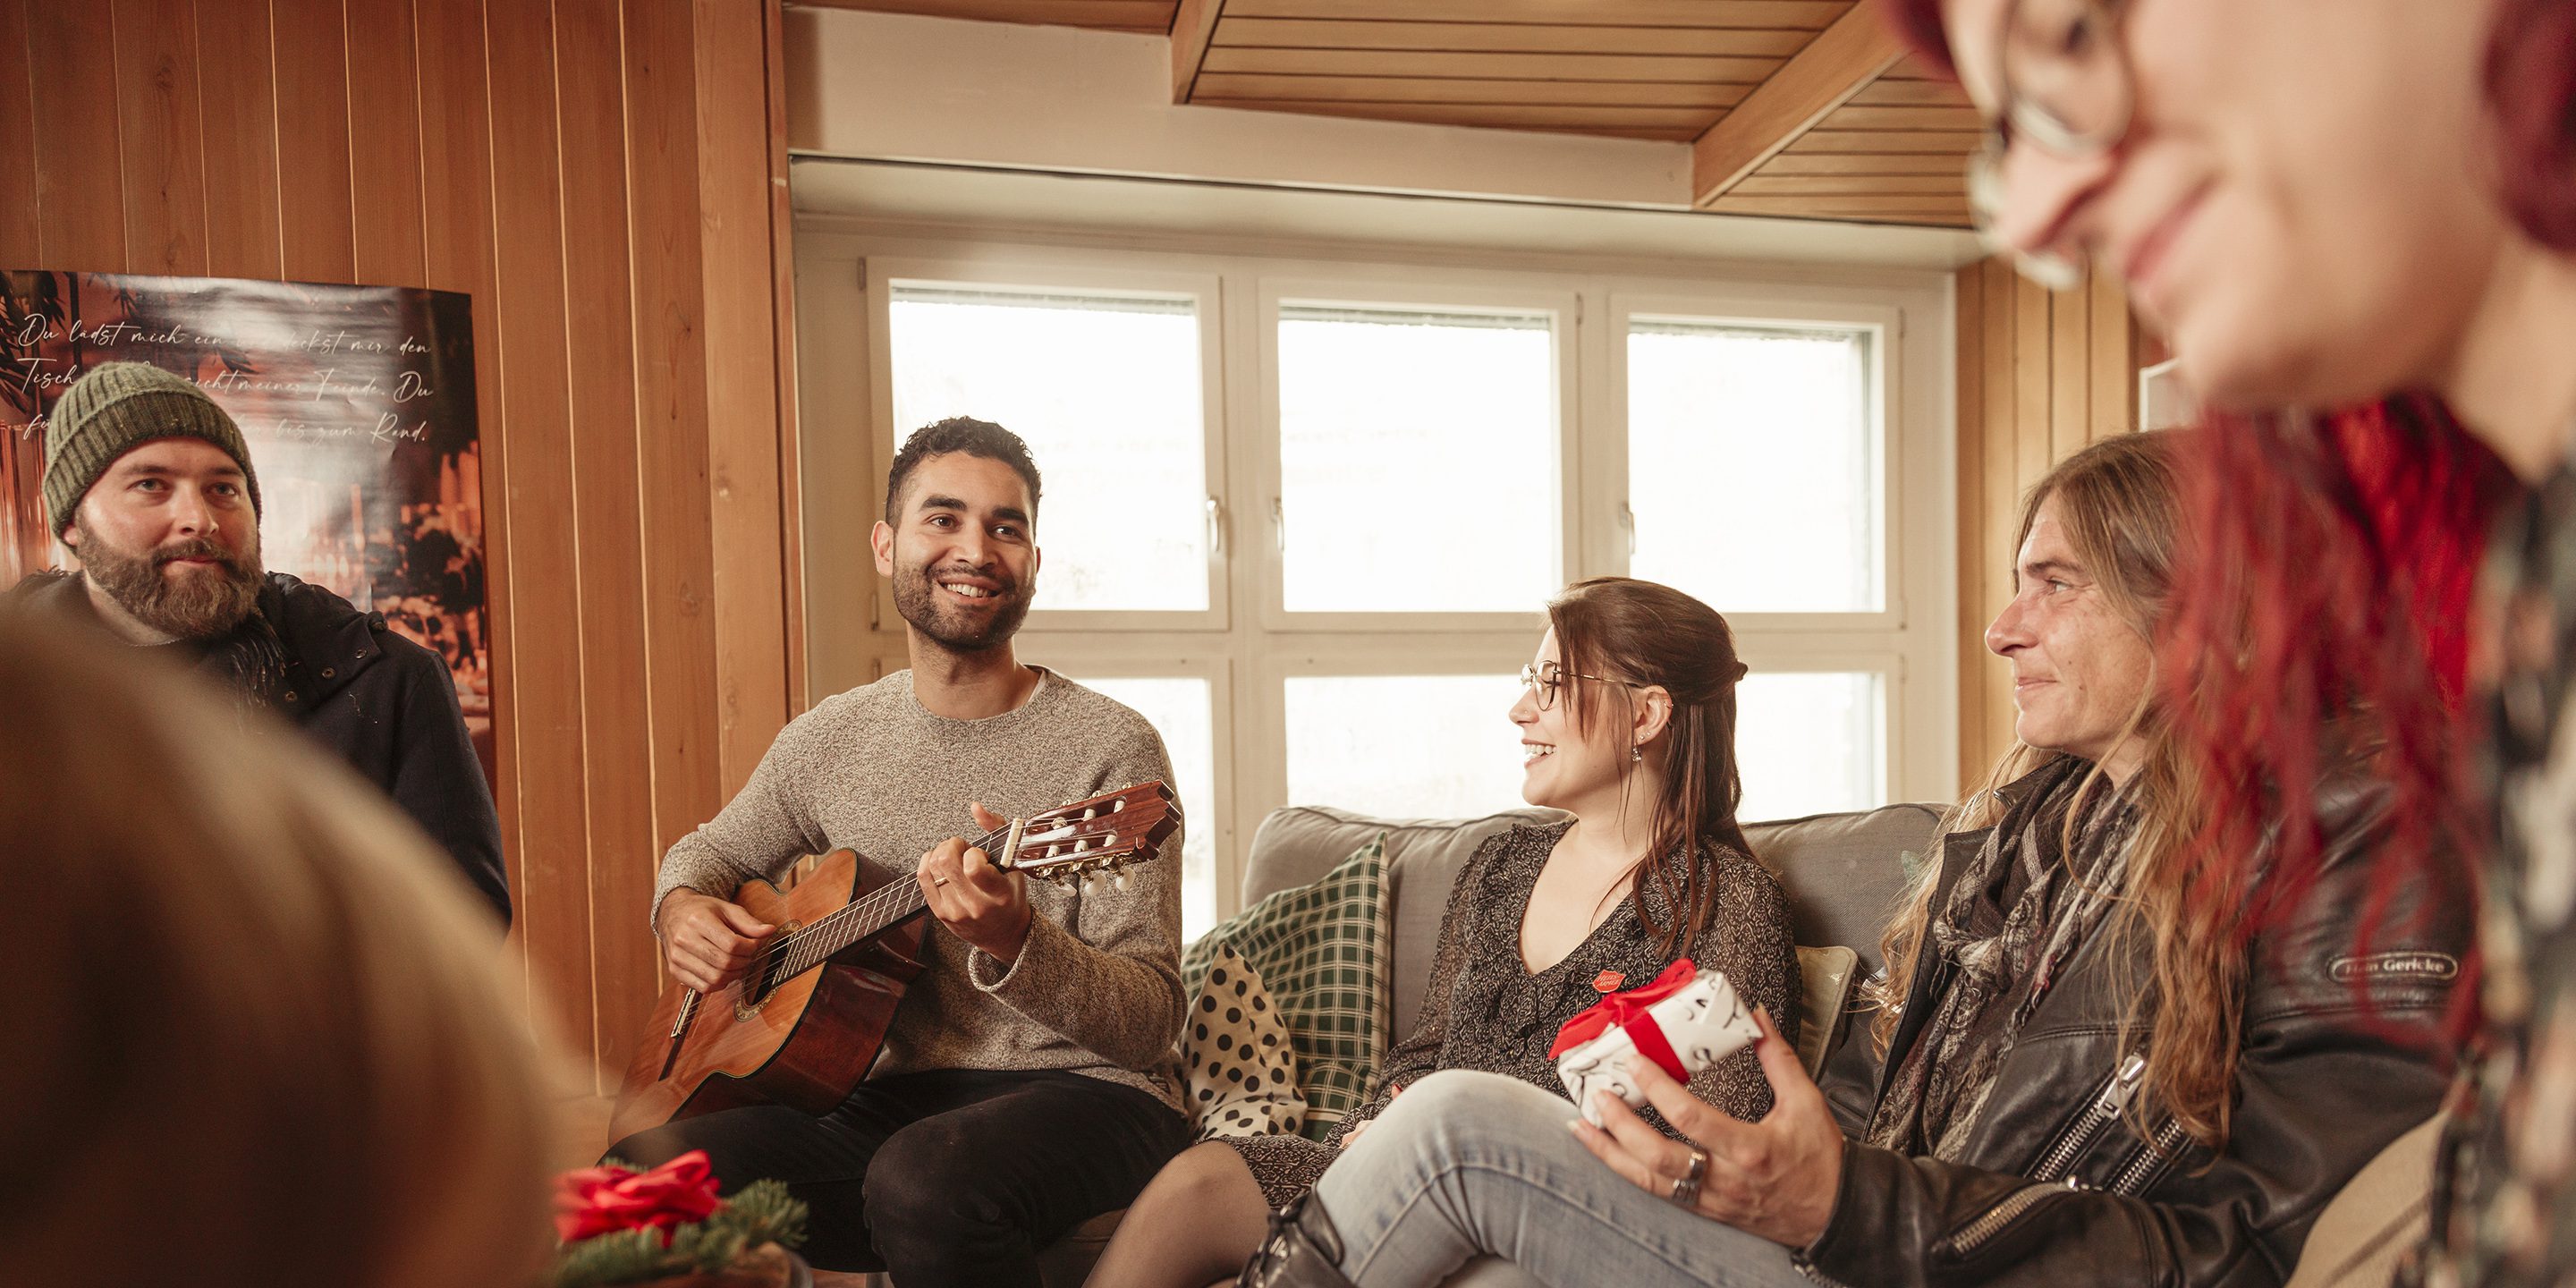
[610,417,1191,1287]
[4,362,510,924]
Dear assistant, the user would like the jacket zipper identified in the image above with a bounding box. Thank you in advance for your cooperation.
[2030,1053,2148,1182]
[2106,1115,2190,1197]
[1942,1180,2082,1260]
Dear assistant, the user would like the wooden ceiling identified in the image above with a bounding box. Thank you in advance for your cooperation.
[796,0,1975,226]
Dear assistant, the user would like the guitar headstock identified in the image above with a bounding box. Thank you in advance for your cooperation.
[999,782,1180,887]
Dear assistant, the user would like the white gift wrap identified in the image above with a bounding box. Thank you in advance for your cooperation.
[1555,969,1761,1128]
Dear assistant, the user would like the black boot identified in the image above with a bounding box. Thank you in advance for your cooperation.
[1237,1192,1361,1288]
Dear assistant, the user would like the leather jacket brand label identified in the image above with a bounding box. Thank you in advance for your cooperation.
[2326,951,2460,984]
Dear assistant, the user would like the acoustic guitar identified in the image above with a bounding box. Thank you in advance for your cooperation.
[608,782,1180,1144]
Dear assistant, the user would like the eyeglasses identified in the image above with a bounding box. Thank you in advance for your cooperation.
[1519,663,1653,712]
[1965,0,2135,291]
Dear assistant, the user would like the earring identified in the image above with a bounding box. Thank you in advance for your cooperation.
[1631,743,1644,764]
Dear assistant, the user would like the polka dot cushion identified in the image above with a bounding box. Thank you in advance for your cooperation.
[1179,943,1306,1140]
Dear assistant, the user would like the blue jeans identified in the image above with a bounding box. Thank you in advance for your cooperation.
[1310,1070,1816,1288]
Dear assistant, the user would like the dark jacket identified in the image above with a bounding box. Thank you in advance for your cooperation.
[1807,768,2464,1288]
[7,569,512,926]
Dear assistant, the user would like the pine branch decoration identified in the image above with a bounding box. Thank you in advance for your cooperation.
[548,1178,808,1288]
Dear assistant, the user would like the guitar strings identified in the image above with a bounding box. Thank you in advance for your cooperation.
[731,795,1166,997]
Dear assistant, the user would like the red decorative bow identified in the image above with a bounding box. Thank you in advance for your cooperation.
[553,1149,724,1245]
[1547,957,1697,1081]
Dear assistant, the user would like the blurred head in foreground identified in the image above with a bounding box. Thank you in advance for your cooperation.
[0,613,559,1288]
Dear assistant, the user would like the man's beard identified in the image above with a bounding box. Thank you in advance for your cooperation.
[73,514,265,641]
[891,555,1031,654]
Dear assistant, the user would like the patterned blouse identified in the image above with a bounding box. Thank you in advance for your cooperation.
[1223,820,1801,1209]
[2420,462,2576,1287]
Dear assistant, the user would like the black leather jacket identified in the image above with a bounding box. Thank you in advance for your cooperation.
[1808,769,2467,1288]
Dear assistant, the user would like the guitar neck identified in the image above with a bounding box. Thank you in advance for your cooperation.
[756,824,1011,985]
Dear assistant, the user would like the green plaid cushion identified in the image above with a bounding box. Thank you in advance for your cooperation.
[1182,835,1388,1141]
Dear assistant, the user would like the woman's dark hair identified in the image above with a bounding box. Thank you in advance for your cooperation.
[886,417,1044,524]
[1547,576,1756,959]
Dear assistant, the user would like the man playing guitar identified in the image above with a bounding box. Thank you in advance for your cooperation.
[611,419,1190,1285]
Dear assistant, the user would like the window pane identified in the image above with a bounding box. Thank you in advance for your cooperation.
[1628,321,1878,613]
[889,285,1208,612]
[1735,671,1885,822]
[1278,306,1560,613]
[1284,674,1527,820]
[1066,675,1220,944]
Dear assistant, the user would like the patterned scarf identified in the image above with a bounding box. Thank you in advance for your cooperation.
[1866,755,2141,1160]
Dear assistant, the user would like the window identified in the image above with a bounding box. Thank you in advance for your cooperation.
[1275,305,1561,614]
[1283,674,1527,821]
[885,281,1217,616]
[1070,674,1221,943]
[1626,320,1878,614]
[806,242,1952,931]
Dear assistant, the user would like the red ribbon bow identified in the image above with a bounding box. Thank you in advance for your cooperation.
[1547,957,1698,1081]
[553,1149,724,1245]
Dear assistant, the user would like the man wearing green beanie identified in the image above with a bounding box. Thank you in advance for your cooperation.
[4,361,511,926]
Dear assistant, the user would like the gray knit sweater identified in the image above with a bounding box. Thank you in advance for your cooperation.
[651,667,1187,1111]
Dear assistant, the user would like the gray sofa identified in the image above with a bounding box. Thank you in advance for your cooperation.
[1025,800,1942,1288]
[1015,799,2440,1288]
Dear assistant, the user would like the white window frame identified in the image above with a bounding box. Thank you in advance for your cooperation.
[797,227,1957,928]
[864,257,1233,633]
[1255,276,1583,635]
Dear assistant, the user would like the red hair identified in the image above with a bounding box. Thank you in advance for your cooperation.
[2156,397,2510,1041]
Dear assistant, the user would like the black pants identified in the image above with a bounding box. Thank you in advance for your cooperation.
[610,1068,1191,1284]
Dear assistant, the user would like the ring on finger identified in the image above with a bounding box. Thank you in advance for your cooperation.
[1685,1148,1707,1183]
[1668,1174,1701,1208]
[933,876,952,886]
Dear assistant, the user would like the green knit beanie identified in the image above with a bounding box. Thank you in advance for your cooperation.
[42,361,261,536]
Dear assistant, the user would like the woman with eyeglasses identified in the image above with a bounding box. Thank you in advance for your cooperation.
[1084,577,1799,1288]
[1885,2,2576,1286]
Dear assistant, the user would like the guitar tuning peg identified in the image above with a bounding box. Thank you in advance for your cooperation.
[1111,869,1131,894]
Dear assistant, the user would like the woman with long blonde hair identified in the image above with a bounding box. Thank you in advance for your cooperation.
[0,614,563,1288]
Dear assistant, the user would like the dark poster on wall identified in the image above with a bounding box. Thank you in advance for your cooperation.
[0,271,497,784]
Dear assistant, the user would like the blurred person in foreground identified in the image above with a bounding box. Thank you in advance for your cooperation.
[0,614,559,1288]
[1887,0,2576,1280]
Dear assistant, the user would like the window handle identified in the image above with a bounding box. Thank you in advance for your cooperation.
[1273,496,1286,554]
[1619,501,1637,556]
[1206,496,1225,557]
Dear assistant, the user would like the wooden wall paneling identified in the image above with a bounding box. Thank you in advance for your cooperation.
[1190,74,1749,108]
[1977,258,2018,775]
[345,0,429,287]
[2089,271,2136,440]
[0,0,40,266]
[25,1,128,269]
[2011,272,2052,504]
[1196,47,1781,82]
[269,0,355,282]
[2049,269,2089,462]
[485,0,602,1068]
[762,0,807,716]
[694,0,800,792]
[112,0,210,275]
[624,0,727,870]
[194,0,286,281]
[1200,100,1707,140]
[1954,258,1986,782]
[1170,0,1218,101]
[551,0,658,1080]
[1216,0,1848,26]
[799,0,1177,31]
[1209,18,1812,55]
[412,0,525,945]
[1690,1,1895,206]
